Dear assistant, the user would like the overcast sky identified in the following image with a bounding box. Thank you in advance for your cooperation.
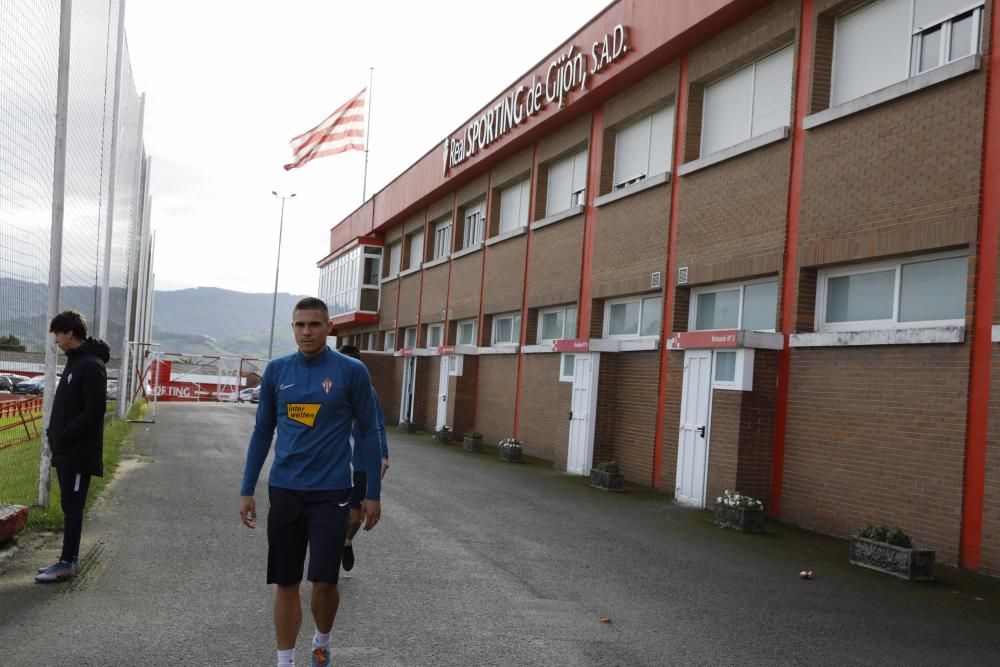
[124,0,610,296]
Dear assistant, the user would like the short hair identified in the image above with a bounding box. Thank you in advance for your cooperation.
[49,310,88,340]
[293,297,328,319]
[338,344,362,361]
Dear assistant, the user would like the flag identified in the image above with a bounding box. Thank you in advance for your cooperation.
[283,88,366,171]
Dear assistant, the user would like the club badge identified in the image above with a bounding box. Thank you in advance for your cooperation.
[322,378,333,394]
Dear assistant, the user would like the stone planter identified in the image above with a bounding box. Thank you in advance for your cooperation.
[463,436,484,452]
[498,446,522,462]
[435,430,452,443]
[849,536,935,581]
[713,504,764,533]
[589,469,624,492]
[0,504,28,543]
[399,421,417,434]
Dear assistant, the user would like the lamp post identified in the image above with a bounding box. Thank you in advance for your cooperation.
[268,191,296,360]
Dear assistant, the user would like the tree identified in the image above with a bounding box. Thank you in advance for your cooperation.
[0,335,27,352]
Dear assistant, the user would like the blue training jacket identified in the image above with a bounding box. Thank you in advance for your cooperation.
[240,347,382,501]
[351,389,388,472]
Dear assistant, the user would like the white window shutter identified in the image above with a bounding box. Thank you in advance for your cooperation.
[500,181,527,233]
[547,156,572,215]
[832,0,910,105]
[701,64,753,156]
[751,46,794,136]
[408,231,423,268]
[571,149,588,196]
[613,116,651,186]
[913,0,977,29]
[648,105,675,176]
[518,179,530,226]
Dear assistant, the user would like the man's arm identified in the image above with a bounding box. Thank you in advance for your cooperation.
[373,390,390,479]
[53,359,106,447]
[348,363,382,529]
[239,366,278,527]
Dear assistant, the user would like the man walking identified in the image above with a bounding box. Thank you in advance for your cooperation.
[336,344,389,572]
[36,311,110,583]
[240,298,382,667]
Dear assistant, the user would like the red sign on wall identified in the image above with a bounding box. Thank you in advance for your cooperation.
[399,347,414,356]
[553,339,589,352]
[666,330,741,350]
[437,346,455,356]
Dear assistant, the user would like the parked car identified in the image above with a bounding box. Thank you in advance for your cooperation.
[249,386,260,403]
[239,386,259,403]
[0,374,30,392]
[13,380,43,395]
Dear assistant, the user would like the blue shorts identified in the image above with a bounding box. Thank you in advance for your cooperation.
[349,470,367,509]
[267,486,350,586]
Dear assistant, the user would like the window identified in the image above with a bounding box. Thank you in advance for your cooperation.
[832,0,983,106]
[457,319,477,346]
[712,349,755,391]
[491,312,521,345]
[690,279,779,332]
[462,199,485,249]
[433,217,451,260]
[613,105,674,189]
[816,252,967,331]
[386,242,401,277]
[427,323,443,348]
[498,179,530,234]
[537,305,578,343]
[403,327,417,349]
[407,230,424,270]
[383,331,396,351]
[604,295,662,338]
[546,149,588,215]
[364,333,376,351]
[317,245,382,318]
[458,320,477,346]
[701,45,793,157]
[559,353,576,382]
[448,354,464,376]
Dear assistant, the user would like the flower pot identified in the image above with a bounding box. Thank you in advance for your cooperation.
[398,421,417,434]
[713,504,764,533]
[498,446,522,462]
[436,430,452,443]
[463,436,484,452]
[849,536,935,581]
[589,469,624,492]
[0,504,29,543]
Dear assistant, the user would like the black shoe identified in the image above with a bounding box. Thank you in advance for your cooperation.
[342,544,355,571]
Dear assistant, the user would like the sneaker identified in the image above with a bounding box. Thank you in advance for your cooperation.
[37,560,62,574]
[310,646,330,667]
[342,543,355,571]
[34,560,78,583]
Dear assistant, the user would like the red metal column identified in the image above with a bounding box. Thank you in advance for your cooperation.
[962,0,1000,571]
[471,173,495,429]
[512,145,540,438]
[650,55,689,489]
[576,109,604,337]
[771,0,815,517]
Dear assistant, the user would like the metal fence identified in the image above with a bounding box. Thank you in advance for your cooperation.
[0,0,153,510]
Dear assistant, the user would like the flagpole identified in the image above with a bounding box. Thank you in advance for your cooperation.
[362,67,374,204]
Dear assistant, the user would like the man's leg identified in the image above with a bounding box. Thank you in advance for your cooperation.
[342,472,366,571]
[304,489,350,665]
[274,583,302,650]
[59,466,91,564]
[310,582,340,633]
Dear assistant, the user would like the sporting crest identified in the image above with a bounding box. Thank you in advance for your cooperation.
[322,377,333,394]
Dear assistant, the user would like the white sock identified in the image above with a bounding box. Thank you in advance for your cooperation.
[277,648,294,666]
[345,537,352,546]
[313,630,331,649]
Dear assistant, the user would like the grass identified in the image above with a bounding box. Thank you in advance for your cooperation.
[0,399,145,532]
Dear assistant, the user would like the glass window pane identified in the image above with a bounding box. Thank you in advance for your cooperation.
[565,307,578,340]
[496,318,512,343]
[541,311,563,340]
[715,351,737,382]
[742,281,778,331]
[919,26,942,72]
[899,256,967,322]
[562,354,576,379]
[695,290,740,330]
[609,302,640,336]
[826,270,895,323]
[950,12,975,61]
[640,297,662,336]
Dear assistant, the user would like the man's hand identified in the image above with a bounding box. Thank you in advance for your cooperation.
[240,495,256,529]
[361,499,381,531]
[381,458,390,480]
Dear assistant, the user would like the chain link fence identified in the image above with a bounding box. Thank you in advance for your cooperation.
[0,0,152,514]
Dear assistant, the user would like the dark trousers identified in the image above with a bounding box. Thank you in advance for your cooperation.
[57,466,91,563]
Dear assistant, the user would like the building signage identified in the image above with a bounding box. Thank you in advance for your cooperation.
[437,345,455,356]
[399,347,414,357]
[666,330,742,350]
[553,338,590,352]
[444,24,630,175]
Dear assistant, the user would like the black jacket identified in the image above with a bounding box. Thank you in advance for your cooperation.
[47,337,110,476]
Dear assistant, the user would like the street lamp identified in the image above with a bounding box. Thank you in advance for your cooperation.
[268,191,296,360]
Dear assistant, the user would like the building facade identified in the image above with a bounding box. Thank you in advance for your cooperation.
[318,0,1000,573]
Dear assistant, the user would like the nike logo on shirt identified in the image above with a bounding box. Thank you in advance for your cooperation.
[338,500,350,507]
[279,383,295,391]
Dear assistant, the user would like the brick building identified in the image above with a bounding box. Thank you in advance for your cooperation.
[317,0,1000,573]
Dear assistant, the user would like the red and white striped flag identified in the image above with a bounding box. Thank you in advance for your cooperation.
[283,88,366,171]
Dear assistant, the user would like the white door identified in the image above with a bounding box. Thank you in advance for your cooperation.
[676,350,713,507]
[567,353,600,474]
[435,357,450,430]
[399,356,417,424]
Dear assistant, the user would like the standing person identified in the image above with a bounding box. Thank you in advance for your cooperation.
[240,298,382,667]
[336,344,389,572]
[36,311,110,583]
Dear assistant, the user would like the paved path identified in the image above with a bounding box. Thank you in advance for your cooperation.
[1,403,999,665]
